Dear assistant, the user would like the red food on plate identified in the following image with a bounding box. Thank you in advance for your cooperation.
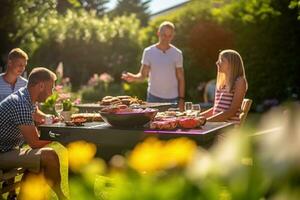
[178,118,199,129]
[72,117,87,123]
[150,119,178,130]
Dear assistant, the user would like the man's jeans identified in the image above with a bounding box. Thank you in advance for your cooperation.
[147,92,178,105]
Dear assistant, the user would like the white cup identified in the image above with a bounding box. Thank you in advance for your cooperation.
[185,102,193,111]
[44,115,53,125]
[192,104,201,112]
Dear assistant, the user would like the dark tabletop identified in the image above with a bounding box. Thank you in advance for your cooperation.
[38,121,234,160]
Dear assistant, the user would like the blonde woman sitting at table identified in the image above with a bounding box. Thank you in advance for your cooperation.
[200,49,248,124]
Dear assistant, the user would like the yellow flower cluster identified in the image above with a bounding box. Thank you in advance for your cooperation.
[67,140,97,172]
[19,174,49,200]
[128,137,198,173]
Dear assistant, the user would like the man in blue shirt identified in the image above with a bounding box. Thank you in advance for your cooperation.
[0,48,47,124]
[0,48,28,102]
[0,67,67,200]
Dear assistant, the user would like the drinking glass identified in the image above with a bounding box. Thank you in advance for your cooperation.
[184,102,193,111]
[55,103,63,122]
[192,104,201,112]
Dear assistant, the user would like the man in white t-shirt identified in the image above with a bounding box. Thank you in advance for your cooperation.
[122,21,185,111]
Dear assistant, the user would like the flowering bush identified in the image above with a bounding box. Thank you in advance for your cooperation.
[81,73,124,102]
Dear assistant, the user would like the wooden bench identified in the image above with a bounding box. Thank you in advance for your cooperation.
[0,168,24,199]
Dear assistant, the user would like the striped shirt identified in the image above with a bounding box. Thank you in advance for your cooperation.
[0,73,28,102]
[0,87,36,152]
[212,87,241,124]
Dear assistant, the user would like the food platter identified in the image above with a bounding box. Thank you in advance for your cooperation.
[65,117,87,126]
[149,110,206,130]
[100,104,158,128]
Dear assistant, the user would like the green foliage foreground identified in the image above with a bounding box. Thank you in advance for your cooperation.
[61,103,300,200]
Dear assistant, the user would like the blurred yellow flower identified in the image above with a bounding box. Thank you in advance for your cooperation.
[128,137,164,173]
[163,138,198,167]
[128,137,198,173]
[123,82,131,91]
[67,140,97,172]
[20,174,49,200]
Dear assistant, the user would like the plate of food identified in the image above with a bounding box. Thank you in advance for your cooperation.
[65,117,87,126]
[71,113,102,122]
[99,95,146,106]
[150,116,206,130]
[100,104,158,128]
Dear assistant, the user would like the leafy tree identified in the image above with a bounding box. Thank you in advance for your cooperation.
[57,0,109,16]
[80,0,109,16]
[0,0,57,68]
[140,0,300,105]
[0,0,14,69]
[29,11,141,90]
[289,0,300,19]
[0,0,142,90]
[110,0,151,26]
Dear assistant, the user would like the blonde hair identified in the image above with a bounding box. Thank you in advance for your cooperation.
[8,48,28,61]
[28,67,57,87]
[158,21,175,32]
[216,49,247,91]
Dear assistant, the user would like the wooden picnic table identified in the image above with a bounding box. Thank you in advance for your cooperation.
[38,121,233,160]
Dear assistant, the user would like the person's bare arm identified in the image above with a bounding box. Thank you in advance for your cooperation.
[200,107,214,118]
[121,64,150,82]
[176,67,185,111]
[32,107,47,124]
[207,78,247,122]
[19,125,51,148]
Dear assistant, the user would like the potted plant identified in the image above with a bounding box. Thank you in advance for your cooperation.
[61,99,73,121]
[40,93,58,115]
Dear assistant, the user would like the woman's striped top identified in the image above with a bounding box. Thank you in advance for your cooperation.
[212,87,241,124]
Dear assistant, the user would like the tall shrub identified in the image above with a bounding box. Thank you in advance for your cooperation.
[140,0,300,106]
[29,11,142,90]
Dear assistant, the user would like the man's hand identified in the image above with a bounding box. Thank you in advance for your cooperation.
[32,112,46,124]
[19,125,51,148]
[121,72,136,82]
[121,64,150,83]
[178,99,185,112]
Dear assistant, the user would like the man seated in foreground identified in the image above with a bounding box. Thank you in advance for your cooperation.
[0,67,67,200]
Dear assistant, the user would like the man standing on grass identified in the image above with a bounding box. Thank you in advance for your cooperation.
[122,21,185,111]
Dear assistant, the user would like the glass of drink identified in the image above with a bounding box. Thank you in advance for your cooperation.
[55,103,63,122]
[184,102,193,112]
[192,104,201,112]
